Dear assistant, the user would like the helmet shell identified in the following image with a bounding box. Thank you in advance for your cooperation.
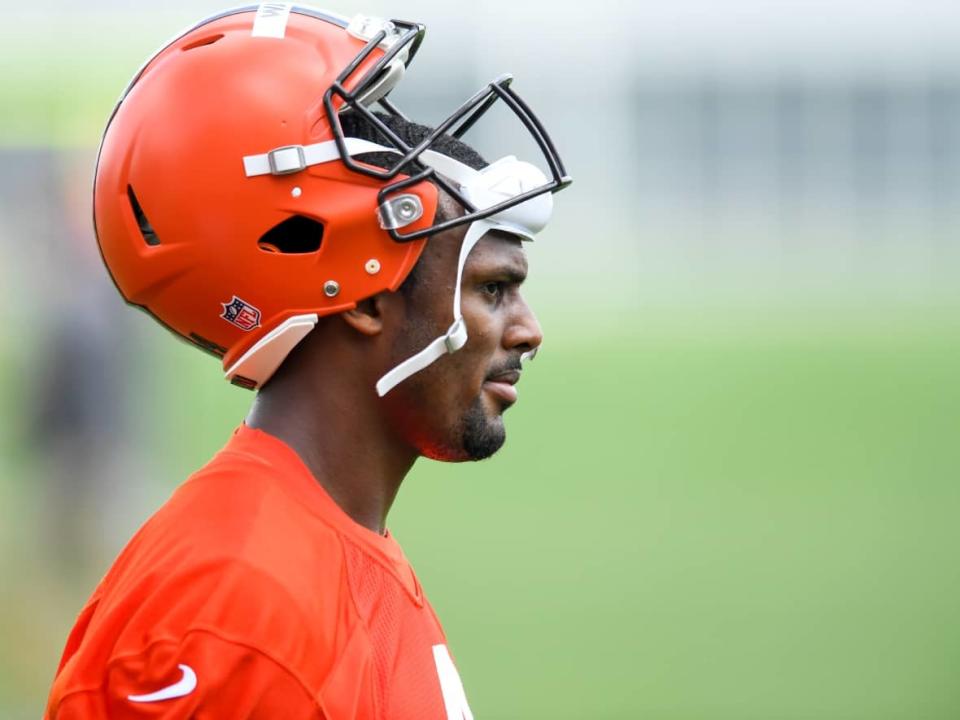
[94,9,438,380]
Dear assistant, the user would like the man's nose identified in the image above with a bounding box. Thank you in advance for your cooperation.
[504,295,543,354]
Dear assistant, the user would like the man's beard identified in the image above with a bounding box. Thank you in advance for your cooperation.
[458,395,506,460]
[388,310,512,461]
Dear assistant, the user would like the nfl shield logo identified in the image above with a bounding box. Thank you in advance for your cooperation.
[221,296,261,331]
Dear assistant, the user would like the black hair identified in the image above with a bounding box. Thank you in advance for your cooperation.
[339,111,488,298]
[339,110,488,175]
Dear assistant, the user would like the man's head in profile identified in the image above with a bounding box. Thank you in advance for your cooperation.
[94,9,569,477]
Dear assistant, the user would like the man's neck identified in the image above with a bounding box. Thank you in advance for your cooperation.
[244,370,417,535]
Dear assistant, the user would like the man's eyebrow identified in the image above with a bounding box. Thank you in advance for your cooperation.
[502,265,528,283]
[484,258,528,283]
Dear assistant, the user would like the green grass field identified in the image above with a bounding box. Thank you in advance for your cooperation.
[401,307,960,719]
[5,305,958,718]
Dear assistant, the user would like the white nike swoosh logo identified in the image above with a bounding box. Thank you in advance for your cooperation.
[127,663,197,703]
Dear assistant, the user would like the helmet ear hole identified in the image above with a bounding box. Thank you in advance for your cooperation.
[127,185,160,246]
[182,34,223,52]
[258,215,324,254]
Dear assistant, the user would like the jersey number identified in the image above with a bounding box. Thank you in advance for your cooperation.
[432,644,474,720]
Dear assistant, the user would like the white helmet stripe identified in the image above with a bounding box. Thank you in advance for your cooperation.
[252,3,293,38]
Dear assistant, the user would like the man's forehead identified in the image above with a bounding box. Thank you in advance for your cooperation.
[468,230,529,272]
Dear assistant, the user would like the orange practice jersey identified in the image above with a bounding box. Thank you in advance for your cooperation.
[46,425,474,719]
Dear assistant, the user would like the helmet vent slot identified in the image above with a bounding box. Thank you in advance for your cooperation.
[258,215,324,254]
[182,34,224,51]
[127,185,160,246]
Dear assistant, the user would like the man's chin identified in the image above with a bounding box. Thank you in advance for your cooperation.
[419,401,507,462]
[460,400,506,461]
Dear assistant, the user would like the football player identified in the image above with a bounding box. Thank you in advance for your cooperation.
[46,4,570,718]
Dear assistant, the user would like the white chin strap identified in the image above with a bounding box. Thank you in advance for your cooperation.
[235,137,553,393]
[375,218,491,396]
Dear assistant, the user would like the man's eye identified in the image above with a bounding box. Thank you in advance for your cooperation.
[482,282,504,298]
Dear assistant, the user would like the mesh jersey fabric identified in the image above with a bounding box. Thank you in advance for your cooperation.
[45,424,469,719]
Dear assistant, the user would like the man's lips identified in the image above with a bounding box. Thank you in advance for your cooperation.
[483,369,521,405]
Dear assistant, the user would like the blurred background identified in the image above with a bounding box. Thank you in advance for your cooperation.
[2,1,959,717]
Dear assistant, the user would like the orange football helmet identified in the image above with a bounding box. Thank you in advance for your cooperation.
[94,4,570,390]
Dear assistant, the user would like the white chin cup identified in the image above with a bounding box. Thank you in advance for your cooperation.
[461,156,553,237]
[417,151,553,238]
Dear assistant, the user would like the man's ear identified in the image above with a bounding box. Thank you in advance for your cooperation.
[340,295,386,336]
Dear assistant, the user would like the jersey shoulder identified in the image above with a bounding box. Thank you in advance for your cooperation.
[67,432,364,692]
